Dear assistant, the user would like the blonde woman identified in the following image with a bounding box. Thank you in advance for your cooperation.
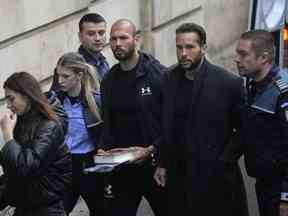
[52,52,104,216]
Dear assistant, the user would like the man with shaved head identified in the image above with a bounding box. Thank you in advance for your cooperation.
[99,19,167,216]
[109,19,138,61]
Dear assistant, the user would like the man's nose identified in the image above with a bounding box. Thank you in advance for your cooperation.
[181,48,188,56]
[115,39,122,46]
[95,33,101,41]
[234,54,240,63]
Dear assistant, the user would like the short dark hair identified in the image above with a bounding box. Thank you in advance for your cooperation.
[79,13,106,32]
[240,29,275,61]
[176,22,206,46]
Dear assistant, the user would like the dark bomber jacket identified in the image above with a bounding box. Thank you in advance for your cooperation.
[100,51,168,157]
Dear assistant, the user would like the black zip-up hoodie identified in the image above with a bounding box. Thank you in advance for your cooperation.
[100,51,168,158]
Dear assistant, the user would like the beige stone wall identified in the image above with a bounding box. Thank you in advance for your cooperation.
[204,0,250,71]
[152,0,203,66]
[0,0,90,41]
[152,0,250,71]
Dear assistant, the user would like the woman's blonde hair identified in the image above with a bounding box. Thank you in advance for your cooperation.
[57,52,102,120]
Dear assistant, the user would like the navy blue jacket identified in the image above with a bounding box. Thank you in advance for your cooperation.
[242,67,288,191]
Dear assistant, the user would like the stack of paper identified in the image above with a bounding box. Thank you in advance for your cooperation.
[93,151,136,164]
[84,150,137,173]
[83,163,121,173]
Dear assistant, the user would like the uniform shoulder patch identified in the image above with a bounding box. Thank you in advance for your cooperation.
[274,70,288,94]
[281,103,288,121]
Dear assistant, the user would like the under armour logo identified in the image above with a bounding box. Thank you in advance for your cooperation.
[141,86,152,96]
[104,184,114,198]
[105,184,113,195]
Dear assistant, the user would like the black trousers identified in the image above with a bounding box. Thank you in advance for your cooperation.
[63,152,105,216]
[104,162,167,216]
[14,201,65,216]
[255,178,282,216]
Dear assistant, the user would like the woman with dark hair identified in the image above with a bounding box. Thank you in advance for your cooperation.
[53,52,104,216]
[0,72,72,216]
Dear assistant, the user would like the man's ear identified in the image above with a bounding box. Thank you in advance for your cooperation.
[135,33,141,41]
[264,51,270,58]
[78,32,82,44]
[260,51,271,63]
[201,44,207,55]
[135,33,143,49]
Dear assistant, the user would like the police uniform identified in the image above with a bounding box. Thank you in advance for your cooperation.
[242,66,288,216]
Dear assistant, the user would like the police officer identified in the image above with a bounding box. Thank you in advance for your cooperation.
[235,29,288,216]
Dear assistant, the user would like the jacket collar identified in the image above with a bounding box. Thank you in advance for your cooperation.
[136,51,147,78]
[167,57,209,115]
[78,46,107,66]
[111,51,151,78]
[54,90,88,107]
[248,65,279,95]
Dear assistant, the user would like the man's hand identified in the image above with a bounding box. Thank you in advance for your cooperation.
[97,148,109,155]
[280,202,288,216]
[105,146,154,165]
[128,146,153,165]
[154,166,166,187]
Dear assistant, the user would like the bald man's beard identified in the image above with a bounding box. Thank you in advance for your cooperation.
[113,44,136,61]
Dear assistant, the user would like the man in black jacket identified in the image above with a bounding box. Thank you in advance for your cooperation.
[77,13,110,80]
[235,29,288,216]
[154,22,248,216]
[99,19,167,216]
